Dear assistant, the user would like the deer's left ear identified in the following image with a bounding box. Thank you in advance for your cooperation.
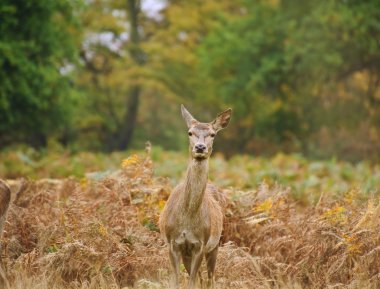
[181,104,198,128]
[212,108,232,132]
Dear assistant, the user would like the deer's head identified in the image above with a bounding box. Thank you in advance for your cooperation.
[181,104,232,161]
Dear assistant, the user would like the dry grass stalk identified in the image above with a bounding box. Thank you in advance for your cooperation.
[0,153,380,288]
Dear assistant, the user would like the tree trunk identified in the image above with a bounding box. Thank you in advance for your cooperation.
[119,86,140,149]
[117,0,145,150]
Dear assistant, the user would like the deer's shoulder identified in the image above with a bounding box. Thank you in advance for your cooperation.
[205,182,226,209]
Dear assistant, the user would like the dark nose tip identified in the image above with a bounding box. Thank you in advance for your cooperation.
[195,144,206,153]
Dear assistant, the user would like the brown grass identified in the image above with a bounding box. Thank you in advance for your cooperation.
[1,152,380,288]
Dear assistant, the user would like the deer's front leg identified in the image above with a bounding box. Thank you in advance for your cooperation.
[169,241,181,289]
[189,243,204,289]
[206,246,218,289]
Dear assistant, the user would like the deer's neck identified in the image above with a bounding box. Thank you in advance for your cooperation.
[181,158,209,215]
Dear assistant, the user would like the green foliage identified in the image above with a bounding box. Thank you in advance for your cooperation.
[197,0,380,159]
[1,0,380,160]
[0,0,82,146]
[199,3,299,145]
[1,148,379,205]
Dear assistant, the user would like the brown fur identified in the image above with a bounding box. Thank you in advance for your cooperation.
[0,180,11,257]
[159,105,231,289]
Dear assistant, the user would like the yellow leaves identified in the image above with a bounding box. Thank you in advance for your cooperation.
[335,233,364,256]
[88,222,109,238]
[121,154,140,168]
[343,189,358,205]
[341,234,363,255]
[265,0,280,8]
[158,200,166,211]
[80,178,88,190]
[325,204,346,216]
[246,195,286,226]
[254,198,273,213]
[132,186,169,232]
[323,204,347,224]
[97,223,108,237]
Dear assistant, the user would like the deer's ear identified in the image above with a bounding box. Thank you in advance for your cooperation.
[212,108,232,132]
[181,104,197,128]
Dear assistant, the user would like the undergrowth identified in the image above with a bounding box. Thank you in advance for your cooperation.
[0,148,380,288]
[1,147,380,205]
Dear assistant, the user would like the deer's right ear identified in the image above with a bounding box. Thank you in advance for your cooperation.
[212,108,232,132]
[181,104,197,128]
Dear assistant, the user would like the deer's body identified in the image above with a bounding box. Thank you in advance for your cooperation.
[160,162,224,259]
[159,105,231,289]
[0,180,11,258]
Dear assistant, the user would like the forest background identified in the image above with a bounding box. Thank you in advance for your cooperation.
[1,0,380,162]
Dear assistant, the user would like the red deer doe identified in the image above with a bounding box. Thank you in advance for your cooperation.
[0,180,11,260]
[159,105,232,289]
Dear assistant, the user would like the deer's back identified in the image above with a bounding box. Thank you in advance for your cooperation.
[0,180,10,218]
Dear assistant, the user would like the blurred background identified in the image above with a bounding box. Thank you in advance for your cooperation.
[1,0,380,162]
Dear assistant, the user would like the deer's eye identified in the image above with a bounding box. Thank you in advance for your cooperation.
[210,133,215,138]
[188,132,193,136]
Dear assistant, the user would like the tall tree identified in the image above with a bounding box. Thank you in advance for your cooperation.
[118,0,145,150]
[78,0,147,151]
[75,0,243,151]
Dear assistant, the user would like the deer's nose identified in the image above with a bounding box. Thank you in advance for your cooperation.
[195,143,207,153]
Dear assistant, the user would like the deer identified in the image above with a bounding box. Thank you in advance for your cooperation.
[159,105,232,289]
[0,180,11,259]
